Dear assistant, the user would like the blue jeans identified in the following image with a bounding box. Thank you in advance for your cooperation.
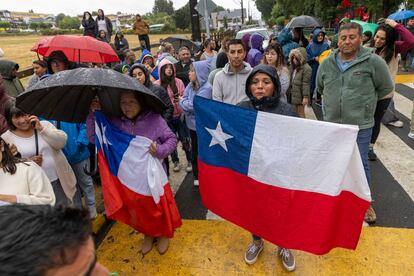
[72,159,96,209]
[357,128,373,185]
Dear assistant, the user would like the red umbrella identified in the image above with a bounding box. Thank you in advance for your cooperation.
[31,35,120,63]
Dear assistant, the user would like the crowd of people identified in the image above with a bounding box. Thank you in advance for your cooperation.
[1,15,414,274]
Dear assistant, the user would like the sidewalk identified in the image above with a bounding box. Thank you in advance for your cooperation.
[97,220,414,275]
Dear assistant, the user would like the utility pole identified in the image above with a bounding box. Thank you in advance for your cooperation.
[241,0,244,24]
[203,0,211,38]
[189,0,201,42]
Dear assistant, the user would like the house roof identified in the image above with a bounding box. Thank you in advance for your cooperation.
[216,9,246,20]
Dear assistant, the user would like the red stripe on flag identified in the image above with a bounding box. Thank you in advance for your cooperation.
[198,161,370,255]
[98,153,182,237]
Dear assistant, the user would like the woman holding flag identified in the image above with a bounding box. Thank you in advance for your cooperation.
[88,89,181,255]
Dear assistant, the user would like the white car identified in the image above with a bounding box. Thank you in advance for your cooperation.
[235,27,270,50]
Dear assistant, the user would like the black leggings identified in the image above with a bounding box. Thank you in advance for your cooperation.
[190,130,198,180]
[371,98,392,144]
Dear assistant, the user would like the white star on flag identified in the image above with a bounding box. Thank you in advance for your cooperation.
[205,121,233,152]
[95,123,112,154]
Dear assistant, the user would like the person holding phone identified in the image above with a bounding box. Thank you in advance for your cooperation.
[1,101,76,207]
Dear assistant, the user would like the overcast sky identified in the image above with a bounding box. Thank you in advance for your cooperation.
[2,0,261,19]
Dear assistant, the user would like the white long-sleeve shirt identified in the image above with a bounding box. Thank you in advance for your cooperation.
[0,161,55,206]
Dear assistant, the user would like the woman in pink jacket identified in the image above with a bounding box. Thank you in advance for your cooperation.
[154,59,193,174]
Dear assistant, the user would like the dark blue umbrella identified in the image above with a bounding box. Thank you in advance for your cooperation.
[16,67,165,123]
[388,10,414,21]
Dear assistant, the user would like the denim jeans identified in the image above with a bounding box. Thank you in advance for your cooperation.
[357,127,373,185]
[169,118,192,163]
[72,159,96,209]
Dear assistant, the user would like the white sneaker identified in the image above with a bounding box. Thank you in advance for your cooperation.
[185,163,193,173]
[173,161,180,172]
[408,132,414,140]
[193,180,199,186]
[387,120,403,128]
[88,206,97,219]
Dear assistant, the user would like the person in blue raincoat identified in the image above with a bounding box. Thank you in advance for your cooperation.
[140,48,159,81]
[277,28,299,63]
[306,27,330,104]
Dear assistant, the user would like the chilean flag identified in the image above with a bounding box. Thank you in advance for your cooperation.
[94,111,181,237]
[194,97,371,255]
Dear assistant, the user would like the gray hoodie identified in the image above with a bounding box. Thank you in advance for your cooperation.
[212,61,252,105]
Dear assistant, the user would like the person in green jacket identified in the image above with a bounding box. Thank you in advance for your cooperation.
[316,22,394,223]
[0,60,24,97]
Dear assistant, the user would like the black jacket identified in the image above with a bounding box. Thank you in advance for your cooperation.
[129,63,174,122]
[82,18,97,37]
[238,64,297,117]
[175,61,192,87]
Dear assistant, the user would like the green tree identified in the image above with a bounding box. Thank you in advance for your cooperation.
[55,13,65,25]
[29,22,39,32]
[223,16,228,29]
[59,16,80,29]
[0,21,10,30]
[173,3,191,29]
[153,0,174,14]
[254,0,276,22]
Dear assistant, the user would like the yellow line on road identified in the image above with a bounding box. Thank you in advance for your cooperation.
[98,220,414,275]
[395,74,414,84]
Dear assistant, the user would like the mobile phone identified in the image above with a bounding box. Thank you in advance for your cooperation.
[31,121,36,128]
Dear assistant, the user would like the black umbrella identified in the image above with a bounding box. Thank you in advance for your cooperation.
[161,36,201,56]
[285,15,322,29]
[16,67,165,123]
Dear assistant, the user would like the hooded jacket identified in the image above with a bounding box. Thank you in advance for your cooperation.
[154,59,185,119]
[288,47,312,105]
[246,33,264,67]
[180,61,212,130]
[140,49,159,80]
[277,28,300,62]
[0,60,24,97]
[212,62,252,105]
[0,77,12,134]
[316,46,394,129]
[241,33,251,61]
[129,63,173,122]
[238,64,297,117]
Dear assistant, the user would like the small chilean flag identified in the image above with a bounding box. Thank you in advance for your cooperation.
[94,111,181,237]
[195,97,371,255]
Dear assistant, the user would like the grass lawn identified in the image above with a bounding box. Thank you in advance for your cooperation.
[0,33,191,69]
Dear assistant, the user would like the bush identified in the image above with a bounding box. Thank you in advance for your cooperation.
[41,29,82,35]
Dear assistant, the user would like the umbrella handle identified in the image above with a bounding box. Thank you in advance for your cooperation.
[84,152,98,176]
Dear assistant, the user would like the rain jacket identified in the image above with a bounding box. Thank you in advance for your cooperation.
[306,28,330,94]
[154,59,185,119]
[246,33,264,67]
[140,49,159,80]
[316,46,394,129]
[242,33,251,61]
[238,64,297,117]
[133,18,150,35]
[50,121,90,165]
[212,62,252,105]
[288,47,312,105]
[129,63,173,123]
[0,60,24,97]
[0,77,12,134]
[277,28,300,62]
[86,110,177,161]
[180,61,212,131]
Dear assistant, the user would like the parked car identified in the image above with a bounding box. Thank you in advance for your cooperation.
[235,27,270,49]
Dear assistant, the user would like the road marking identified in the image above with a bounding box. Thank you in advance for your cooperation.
[393,92,413,119]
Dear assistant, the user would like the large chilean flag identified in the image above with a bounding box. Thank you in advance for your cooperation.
[194,96,371,255]
[94,111,181,237]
